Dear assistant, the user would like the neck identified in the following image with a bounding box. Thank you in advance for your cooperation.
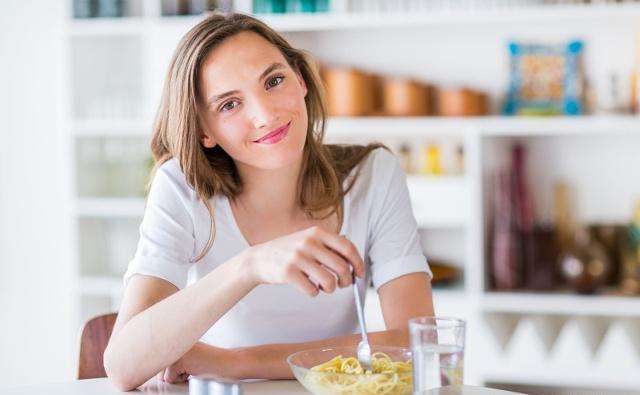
[233,155,305,221]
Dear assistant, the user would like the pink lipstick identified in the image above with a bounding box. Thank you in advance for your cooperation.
[254,121,291,145]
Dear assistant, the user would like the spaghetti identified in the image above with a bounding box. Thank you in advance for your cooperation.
[302,352,412,395]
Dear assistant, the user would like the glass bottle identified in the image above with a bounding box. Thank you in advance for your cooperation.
[423,143,443,175]
[559,226,611,295]
[453,143,465,175]
[398,143,413,174]
[620,200,640,295]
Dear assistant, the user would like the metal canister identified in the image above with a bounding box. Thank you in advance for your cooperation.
[189,377,243,395]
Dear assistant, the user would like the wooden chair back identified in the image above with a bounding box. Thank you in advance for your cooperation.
[77,312,117,379]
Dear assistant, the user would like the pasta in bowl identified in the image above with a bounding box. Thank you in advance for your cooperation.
[286,346,412,395]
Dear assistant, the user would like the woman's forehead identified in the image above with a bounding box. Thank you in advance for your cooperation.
[201,31,287,81]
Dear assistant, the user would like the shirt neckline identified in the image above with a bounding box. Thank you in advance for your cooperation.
[223,190,350,248]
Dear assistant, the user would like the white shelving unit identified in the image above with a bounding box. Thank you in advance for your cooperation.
[64,1,640,392]
[67,2,640,34]
[72,119,151,137]
[260,4,640,31]
[481,292,640,317]
[406,175,468,229]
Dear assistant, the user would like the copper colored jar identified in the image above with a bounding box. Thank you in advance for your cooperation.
[477,92,489,115]
[322,67,374,116]
[364,73,384,116]
[437,88,487,117]
[382,78,431,116]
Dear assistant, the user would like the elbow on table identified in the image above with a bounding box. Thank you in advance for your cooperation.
[103,345,142,392]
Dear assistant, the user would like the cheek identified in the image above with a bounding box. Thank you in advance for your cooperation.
[280,94,307,143]
[281,89,308,140]
[210,118,251,154]
[280,83,307,115]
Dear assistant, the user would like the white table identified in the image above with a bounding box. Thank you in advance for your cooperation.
[5,378,525,394]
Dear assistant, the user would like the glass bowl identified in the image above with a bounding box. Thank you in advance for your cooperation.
[286,345,412,395]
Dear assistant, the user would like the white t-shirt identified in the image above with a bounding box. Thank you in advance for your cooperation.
[123,147,431,348]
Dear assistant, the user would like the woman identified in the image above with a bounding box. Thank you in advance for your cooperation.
[104,12,434,391]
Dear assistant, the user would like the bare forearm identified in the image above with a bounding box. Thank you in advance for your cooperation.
[104,252,255,390]
[225,274,433,381]
[233,329,409,380]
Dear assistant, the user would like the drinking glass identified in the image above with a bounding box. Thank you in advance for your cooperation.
[409,317,466,392]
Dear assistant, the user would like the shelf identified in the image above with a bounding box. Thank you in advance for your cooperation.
[481,303,640,390]
[72,119,152,137]
[407,175,468,229]
[69,17,145,36]
[478,115,640,137]
[76,198,146,218]
[481,368,640,392]
[154,14,207,28]
[432,287,468,303]
[326,116,472,138]
[481,292,640,318]
[149,4,640,33]
[326,116,640,138]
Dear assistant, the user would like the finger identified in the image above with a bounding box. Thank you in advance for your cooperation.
[287,266,320,297]
[297,255,337,293]
[312,228,365,278]
[305,240,352,288]
[165,366,180,384]
[163,368,171,383]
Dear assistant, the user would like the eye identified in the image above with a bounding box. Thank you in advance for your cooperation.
[219,100,238,113]
[266,75,285,89]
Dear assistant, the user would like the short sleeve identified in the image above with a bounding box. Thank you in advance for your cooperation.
[367,150,432,290]
[123,160,196,290]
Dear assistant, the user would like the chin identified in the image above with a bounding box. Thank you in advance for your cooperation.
[247,130,306,170]
[256,146,305,170]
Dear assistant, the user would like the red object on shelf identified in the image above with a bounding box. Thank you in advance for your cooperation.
[491,169,521,290]
[512,145,536,289]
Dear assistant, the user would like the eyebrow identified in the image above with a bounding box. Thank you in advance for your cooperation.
[207,62,287,108]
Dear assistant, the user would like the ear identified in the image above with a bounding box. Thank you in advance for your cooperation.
[197,112,217,148]
[201,132,217,148]
[295,69,308,98]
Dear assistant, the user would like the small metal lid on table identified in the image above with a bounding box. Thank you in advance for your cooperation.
[189,377,242,395]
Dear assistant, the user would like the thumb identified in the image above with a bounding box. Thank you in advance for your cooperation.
[164,366,182,383]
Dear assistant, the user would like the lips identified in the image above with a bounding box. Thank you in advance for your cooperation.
[253,121,291,144]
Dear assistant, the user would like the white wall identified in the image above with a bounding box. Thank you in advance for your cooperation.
[0,0,75,389]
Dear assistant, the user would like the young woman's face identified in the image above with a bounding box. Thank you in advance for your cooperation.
[197,31,308,170]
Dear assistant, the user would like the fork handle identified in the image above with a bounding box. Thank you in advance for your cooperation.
[352,273,369,343]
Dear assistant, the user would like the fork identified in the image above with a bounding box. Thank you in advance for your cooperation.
[352,272,372,371]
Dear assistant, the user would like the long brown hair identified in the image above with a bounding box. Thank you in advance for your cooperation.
[150,12,386,261]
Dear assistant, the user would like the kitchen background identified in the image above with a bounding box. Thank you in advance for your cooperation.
[1,0,640,393]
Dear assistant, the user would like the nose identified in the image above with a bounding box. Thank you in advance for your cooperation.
[249,94,278,130]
